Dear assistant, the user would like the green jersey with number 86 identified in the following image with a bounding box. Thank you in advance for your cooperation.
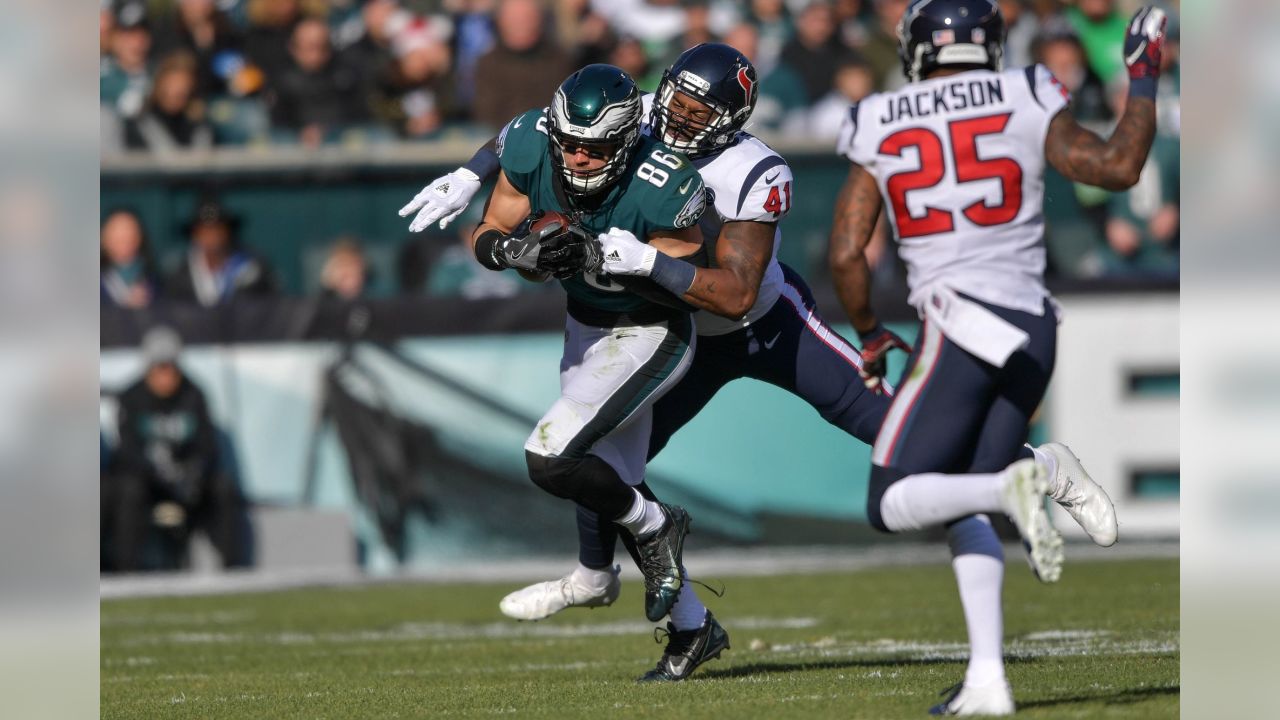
[497,106,708,313]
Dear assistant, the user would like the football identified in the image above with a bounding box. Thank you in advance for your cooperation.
[529,210,573,240]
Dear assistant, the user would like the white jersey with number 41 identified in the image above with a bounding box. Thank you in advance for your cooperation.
[838,65,1070,315]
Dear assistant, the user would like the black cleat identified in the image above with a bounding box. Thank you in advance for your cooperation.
[635,503,691,622]
[638,611,730,682]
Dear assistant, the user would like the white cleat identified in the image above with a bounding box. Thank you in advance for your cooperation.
[499,566,621,621]
[929,678,1016,716]
[1000,459,1064,583]
[1038,442,1118,547]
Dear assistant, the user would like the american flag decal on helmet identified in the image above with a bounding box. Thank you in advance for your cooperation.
[736,67,754,99]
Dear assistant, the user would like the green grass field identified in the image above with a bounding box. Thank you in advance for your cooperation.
[101,558,1178,719]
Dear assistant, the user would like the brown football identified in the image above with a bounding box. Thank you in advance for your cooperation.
[529,210,573,239]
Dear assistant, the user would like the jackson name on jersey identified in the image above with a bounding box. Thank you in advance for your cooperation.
[839,65,1070,316]
[640,93,794,336]
[498,106,707,314]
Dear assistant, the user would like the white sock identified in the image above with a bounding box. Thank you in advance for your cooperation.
[614,490,666,538]
[953,552,1006,687]
[1029,445,1062,497]
[879,472,1006,531]
[668,569,707,631]
[570,563,615,591]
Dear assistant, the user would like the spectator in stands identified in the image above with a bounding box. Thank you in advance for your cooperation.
[167,197,278,306]
[472,0,570,132]
[124,52,215,153]
[374,12,454,138]
[834,0,872,49]
[806,57,876,140]
[447,0,498,117]
[151,0,248,98]
[610,36,657,91]
[268,17,363,146]
[101,209,161,309]
[722,22,805,133]
[319,238,370,300]
[780,1,862,105]
[855,0,907,90]
[101,0,153,121]
[244,0,303,84]
[103,326,247,572]
[1033,30,1111,124]
[554,0,614,67]
[1065,0,1127,84]
[337,0,401,125]
[1000,0,1040,70]
[745,0,792,76]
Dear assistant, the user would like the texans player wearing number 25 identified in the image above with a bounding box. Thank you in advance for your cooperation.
[828,0,1165,715]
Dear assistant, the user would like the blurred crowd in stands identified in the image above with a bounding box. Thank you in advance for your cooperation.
[101,0,1180,301]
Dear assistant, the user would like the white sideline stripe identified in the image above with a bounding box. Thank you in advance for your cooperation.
[100,541,1180,600]
[872,321,942,466]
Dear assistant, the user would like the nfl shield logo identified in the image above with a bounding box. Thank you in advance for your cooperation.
[932,29,955,46]
[972,28,986,44]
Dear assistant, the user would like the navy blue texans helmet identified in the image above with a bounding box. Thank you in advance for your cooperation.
[650,43,758,158]
[897,0,1005,82]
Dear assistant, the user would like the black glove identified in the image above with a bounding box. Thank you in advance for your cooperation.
[493,212,558,272]
[537,224,604,279]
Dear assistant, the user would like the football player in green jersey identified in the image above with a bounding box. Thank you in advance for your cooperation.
[468,64,709,624]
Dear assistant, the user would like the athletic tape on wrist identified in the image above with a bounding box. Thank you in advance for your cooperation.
[649,252,697,296]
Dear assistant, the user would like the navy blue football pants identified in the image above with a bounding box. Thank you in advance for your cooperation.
[865,297,1058,532]
[577,265,890,569]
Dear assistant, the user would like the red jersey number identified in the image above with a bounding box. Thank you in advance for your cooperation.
[762,181,792,215]
[879,113,1024,239]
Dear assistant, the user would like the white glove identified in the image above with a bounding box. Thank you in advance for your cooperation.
[598,227,657,276]
[398,168,481,232]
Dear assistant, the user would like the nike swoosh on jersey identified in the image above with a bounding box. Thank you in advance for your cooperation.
[678,178,694,195]
[763,332,782,350]
[764,172,780,184]
[513,116,524,128]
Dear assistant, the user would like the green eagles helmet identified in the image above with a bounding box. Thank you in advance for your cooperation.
[547,64,644,196]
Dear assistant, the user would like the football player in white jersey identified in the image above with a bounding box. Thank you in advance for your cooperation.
[401,44,895,681]
[827,1,1166,714]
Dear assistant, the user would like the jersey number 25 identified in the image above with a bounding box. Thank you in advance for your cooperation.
[879,112,1023,238]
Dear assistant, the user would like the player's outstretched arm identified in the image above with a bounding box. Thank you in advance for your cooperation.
[828,163,883,335]
[1044,6,1166,191]
[678,220,774,320]
[399,137,500,232]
